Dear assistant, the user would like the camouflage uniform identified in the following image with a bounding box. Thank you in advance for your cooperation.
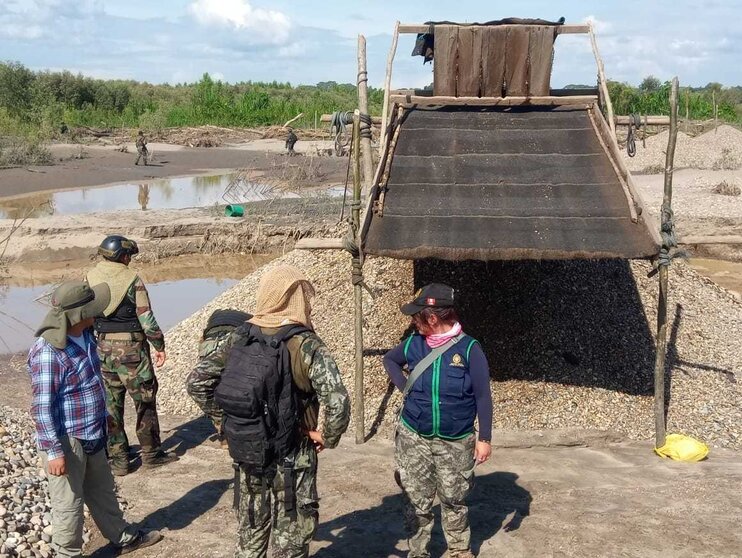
[135,134,148,165]
[97,277,165,463]
[186,324,238,434]
[396,425,476,558]
[188,327,350,558]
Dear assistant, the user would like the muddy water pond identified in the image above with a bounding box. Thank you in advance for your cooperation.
[688,258,742,297]
[0,174,341,219]
[0,254,275,354]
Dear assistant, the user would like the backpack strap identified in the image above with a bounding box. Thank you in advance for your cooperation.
[403,334,465,397]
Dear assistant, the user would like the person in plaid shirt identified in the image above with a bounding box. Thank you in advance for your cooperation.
[28,281,162,558]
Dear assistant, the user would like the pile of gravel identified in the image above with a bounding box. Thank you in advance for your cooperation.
[157,250,741,449]
[623,124,742,173]
[0,407,54,558]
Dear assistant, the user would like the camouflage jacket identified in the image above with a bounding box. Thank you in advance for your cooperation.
[136,135,147,149]
[129,277,165,351]
[187,326,350,448]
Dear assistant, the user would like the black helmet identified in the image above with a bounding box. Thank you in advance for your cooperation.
[98,235,139,261]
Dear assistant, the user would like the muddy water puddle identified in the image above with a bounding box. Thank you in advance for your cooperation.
[0,253,275,354]
[688,258,742,297]
[0,174,341,219]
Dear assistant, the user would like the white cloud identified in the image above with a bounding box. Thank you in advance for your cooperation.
[188,0,290,45]
[583,15,612,34]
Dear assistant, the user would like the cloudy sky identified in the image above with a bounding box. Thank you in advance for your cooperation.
[1,0,740,88]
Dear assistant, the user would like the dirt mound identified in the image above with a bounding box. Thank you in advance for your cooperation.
[157,251,741,449]
[624,124,742,173]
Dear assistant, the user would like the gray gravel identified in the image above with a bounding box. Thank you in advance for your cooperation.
[157,250,741,450]
[623,124,742,173]
[0,406,54,558]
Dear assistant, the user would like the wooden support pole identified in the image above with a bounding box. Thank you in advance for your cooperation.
[351,110,365,444]
[357,35,375,196]
[380,22,400,156]
[588,24,617,140]
[295,238,345,250]
[614,115,671,126]
[390,94,597,107]
[320,114,382,124]
[713,90,718,133]
[685,89,690,133]
[653,77,680,450]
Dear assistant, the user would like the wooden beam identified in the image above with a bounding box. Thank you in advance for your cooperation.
[380,21,400,156]
[295,238,345,250]
[357,35,375,196]
[398,23,589,34]
[320,114,381,124]
[653,77,680,450]
[390,94,597,107]
[588,24,617,139]
[615,115,671,126]
[681,235,742,245]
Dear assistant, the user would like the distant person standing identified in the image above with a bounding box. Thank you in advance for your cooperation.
[27,281,163,557]
[135,130,149,166]
[383,284,493,558]
[86,235,177,476]
[285,128,298,155]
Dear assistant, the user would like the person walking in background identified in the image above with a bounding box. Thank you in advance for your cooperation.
[134,130,148,166]
[86,235,177,476]
[383,283,493,558]
[27,281,163,558]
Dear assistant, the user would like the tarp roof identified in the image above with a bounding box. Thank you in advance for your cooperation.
[362,106,659,261]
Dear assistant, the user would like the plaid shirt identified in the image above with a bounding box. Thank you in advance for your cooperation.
[27,330,107,460]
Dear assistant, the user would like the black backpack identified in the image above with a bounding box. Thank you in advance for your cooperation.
[214,323,309,471]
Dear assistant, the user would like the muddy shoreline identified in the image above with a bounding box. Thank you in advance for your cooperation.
[0,140,346,198]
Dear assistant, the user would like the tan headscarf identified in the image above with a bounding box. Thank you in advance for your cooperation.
[249,265,315,329]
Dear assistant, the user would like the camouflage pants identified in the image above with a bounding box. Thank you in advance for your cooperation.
[135,146,148,165]
[98,336,161,462]
[236,439,319,558]
[395,425,475,558]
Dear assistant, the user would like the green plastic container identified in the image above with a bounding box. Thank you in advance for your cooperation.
[225,204,244,217]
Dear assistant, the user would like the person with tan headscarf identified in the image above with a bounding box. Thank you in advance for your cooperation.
[188,265,350,558]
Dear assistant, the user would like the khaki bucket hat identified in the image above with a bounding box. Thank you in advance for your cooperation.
[35,281,111,349]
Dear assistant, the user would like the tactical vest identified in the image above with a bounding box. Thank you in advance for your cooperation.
[87,261,141,334]
[401,333,479,440]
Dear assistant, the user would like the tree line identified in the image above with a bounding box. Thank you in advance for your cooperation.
[0,62,383,138]
[0,61,739,141]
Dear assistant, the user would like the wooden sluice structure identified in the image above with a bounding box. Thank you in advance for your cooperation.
[299,19,680,448]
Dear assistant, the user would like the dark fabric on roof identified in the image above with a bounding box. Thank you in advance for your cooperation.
[362,106,659,261]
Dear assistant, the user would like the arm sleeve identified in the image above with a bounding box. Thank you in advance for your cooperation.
[28,347,64,460]
[133,278,165,351]
[468,343,493,442]
[307,343,350,449]
[185,332,236,429]
[382,340,409,392]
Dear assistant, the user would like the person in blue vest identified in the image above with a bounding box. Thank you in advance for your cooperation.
[383,283,493,558]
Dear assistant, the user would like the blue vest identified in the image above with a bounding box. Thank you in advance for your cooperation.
[401,333,479,440]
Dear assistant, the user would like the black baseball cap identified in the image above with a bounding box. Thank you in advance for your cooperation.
[400,283,455,315]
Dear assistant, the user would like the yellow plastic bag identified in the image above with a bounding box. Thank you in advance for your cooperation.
[654,434,709,462]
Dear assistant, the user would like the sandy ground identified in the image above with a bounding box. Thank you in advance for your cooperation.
[0,140,345,198]
[1,373,739,558]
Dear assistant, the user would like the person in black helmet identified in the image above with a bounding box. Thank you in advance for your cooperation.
[86,235,178,476]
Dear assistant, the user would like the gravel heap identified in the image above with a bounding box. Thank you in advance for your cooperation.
[0,406,54,558]
[157,251,741,449]
[623,124,742,173]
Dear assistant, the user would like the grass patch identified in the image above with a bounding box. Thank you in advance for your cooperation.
[0,137,54,167]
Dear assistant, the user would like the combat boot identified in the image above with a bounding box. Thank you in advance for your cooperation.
[119,530,163,555]
[140,449,179,469]
[109,457,129,477]
[445,551,476,558]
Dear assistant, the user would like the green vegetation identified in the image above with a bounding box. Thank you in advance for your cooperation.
[0,61,383,139]
[608,76,741,122]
